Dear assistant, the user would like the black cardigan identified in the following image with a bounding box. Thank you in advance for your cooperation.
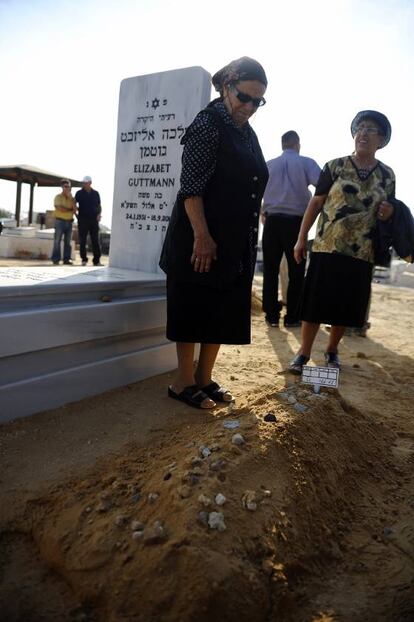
[374,198,414,266]
[160,103,269,288]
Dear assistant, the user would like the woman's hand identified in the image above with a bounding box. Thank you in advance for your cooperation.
[292,195,326,264]
[294,238,307,264]
[377,201,394,221]
[191,234,217,272]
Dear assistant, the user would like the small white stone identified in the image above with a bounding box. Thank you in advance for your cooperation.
[131,520,144,531]
[114,515,128,527]
[178,485,191,499]
[215,493,226,506]
[294,403,308,413]
[223,419,240,429]
[287,395,297,404]
[200,446,212,458]
[148,492,159,503]
[208,512,226,531]
[132,530,144,540]
[232,433,245,446]
[198,494,212,507]
[242,490,257,511]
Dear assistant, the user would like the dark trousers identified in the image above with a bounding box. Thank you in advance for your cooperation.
[262,214,305,323]
[78,218,101,264]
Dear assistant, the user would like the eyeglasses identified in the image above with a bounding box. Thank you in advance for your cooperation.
[230,84,266,108]
[356,125,382,135]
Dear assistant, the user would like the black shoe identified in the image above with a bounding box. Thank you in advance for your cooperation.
[52,261,59,265]
[288,354,310,375]
[63,259,73,265]
[81,260,88,266]
[93,261,103,266]
[324,351,341,369]
[265,315,279,327]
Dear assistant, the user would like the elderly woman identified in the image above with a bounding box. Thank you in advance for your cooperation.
[289,110,395,373]
[160,57,269,409]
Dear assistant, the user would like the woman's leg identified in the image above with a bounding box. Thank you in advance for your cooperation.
[195,343,221,386]
[326,325,346,352]
[173,342,196,389]
[195,343,233,401]
[172,342,215,408]
[299,321,320,357]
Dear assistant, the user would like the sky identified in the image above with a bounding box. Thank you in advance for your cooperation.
[0,0,413,229]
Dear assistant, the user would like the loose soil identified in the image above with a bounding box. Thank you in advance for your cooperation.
[1,281,413,622]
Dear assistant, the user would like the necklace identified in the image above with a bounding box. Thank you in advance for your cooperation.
[353,156,377,170]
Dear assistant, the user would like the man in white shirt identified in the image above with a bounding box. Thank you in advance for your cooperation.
[261,131,320,327]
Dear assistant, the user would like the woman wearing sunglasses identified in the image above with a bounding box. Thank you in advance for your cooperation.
[160,57,268,409]
[289,110,395,374]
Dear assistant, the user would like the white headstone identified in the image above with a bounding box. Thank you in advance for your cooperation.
[109,66,211,272]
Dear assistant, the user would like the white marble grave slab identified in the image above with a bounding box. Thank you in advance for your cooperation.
[0,264,173,422]
[109,66,211,273]
[0,265,164,289]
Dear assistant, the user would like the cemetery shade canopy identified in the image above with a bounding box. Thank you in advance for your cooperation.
[0,164,83,225]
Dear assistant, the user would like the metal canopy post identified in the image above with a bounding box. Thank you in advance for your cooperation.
[28,182,35,224]
[15,177,22,226]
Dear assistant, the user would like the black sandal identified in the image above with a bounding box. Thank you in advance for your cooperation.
[324,352,341,369]
[168,385,215,409]
[201,381,234,403]
[288,354,310,375]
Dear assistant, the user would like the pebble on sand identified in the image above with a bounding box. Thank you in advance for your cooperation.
[198,494,212,507]
[114,515,129,527]
[294,403,308,413]
[178,485,192,499]
[223,420,240,430]
[208,512,226,531]
[232,433,245,446]
[199,446,212,458]
[143,521,167,544]
[242,490,257,511]
[131,520,144,532]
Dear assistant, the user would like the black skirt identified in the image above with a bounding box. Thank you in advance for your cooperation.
[166,270,253,344]
[300,252,373,327]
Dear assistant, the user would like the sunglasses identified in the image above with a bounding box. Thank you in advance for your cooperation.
[229,84,266,108]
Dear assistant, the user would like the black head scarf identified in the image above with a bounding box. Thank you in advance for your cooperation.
[212,57,268,96]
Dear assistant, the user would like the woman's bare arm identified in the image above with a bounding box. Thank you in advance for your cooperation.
[294,195,327,263]
[184,196,217,273]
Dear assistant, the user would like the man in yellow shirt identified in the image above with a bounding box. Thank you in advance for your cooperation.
[51,179,76,265]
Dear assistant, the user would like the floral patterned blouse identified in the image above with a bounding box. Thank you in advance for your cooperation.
[312,156,396,263]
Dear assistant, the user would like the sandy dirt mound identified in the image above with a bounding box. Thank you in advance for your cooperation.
[1,282,414,621]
